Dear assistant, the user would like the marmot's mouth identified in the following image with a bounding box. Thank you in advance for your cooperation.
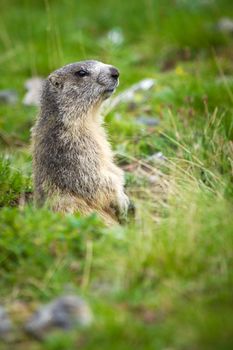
[104,88,115,93]
[103,87,116,99]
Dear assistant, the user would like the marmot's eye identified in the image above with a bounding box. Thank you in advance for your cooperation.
[75,69,89,77]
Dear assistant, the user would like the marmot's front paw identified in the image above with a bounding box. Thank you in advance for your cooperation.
[118,192,130,215]
[115,192,131,224]
[119,198,136,224]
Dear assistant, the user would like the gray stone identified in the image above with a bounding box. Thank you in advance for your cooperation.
[0,90,18,104]
[136,116,160,126]
[217,17,233,34]
[25,295,92,339]
[0,306,13,340]
[147,152,167,163]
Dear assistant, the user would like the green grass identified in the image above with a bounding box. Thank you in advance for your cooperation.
[0,0,233,349]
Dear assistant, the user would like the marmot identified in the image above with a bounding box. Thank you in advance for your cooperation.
[32,60,131,224]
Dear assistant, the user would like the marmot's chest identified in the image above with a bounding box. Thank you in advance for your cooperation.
[58,123,114,168]
[87,123,114,164]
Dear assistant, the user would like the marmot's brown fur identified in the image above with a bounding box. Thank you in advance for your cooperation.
[32,60,130,224]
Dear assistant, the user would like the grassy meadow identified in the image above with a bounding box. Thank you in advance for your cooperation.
[0,0,233,349]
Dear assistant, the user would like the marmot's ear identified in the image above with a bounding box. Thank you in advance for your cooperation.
[48,73,63,89]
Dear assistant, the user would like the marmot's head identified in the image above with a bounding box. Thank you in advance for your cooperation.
[41,60,119,122]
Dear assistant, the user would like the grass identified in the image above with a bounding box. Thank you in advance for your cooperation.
[0,0,233,349]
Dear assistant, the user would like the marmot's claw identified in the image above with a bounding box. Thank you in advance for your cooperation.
[109,202,119,215]
[118,202,135,224]
[118,214,128,225]
[113,195,135,224]
[119,192,130,214]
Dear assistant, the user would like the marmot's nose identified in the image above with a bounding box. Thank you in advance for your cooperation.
[110,67,120,80]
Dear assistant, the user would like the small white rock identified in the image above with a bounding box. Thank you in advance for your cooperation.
[147,152,167,163]
[23,77,44,106]
[107,28,124,45]
[217,17,233,34]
